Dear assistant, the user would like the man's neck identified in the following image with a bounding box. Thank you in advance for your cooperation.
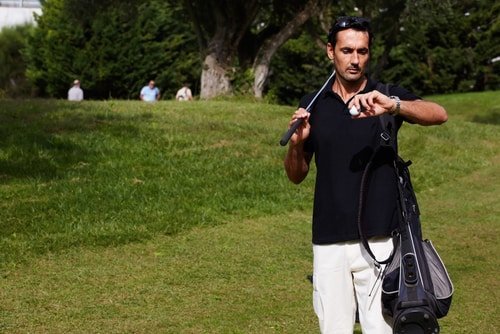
[332,76,368,102]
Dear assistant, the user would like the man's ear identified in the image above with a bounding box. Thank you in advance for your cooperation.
[326,42,335,62]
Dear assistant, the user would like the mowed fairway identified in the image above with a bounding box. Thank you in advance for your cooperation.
[0,93,498,333]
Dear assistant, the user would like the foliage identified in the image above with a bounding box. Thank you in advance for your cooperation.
[378,0,500,95]
[20,0,500,101]
[25,0,200,99]
[268,0,499,102]
[183,0,328,98]
[0,25,34,98]
[268,31,331,106]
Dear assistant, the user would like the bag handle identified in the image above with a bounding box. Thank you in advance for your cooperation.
[356,83,398,265]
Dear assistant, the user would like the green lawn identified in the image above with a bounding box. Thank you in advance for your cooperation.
[0,92,498,333]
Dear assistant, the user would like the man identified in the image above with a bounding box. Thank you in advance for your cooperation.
[175,83,193,101]
[140,80,160,102]
[68,79,84,101]
[284,16,447,334]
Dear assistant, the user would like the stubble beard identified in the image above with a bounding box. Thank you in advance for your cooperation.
[337,68,365,86]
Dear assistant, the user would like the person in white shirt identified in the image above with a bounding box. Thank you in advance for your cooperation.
[175,84,193,101]
[68,79,84,101]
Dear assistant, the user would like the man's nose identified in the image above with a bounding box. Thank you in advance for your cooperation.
[350,52,360,64]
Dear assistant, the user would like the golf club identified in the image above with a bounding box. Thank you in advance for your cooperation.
[279,71,335,146]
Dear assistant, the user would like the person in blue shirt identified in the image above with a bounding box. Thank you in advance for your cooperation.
[140,80,160,102]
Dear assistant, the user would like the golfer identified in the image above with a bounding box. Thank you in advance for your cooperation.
[284,16,447,334]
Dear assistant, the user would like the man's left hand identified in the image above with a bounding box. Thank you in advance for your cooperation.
[348,90,396,118]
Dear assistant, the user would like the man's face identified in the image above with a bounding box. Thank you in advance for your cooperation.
[149,81,155,88]
[327,29,370,83]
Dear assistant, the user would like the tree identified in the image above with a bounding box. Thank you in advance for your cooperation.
[266,0,405,105]
[267,31,330,106]
[183,0,328,99]
[377,0,499,95]
[464,0,500,91]
[251,0,328,98]
[184,0,258,99]
[0,25,33,98]
[23,0,499,101]
[25,0,200,99]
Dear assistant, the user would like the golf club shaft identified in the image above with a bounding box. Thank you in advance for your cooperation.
[279,71,335,146]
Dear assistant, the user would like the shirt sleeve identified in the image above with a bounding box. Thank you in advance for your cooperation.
[388,84,420,101]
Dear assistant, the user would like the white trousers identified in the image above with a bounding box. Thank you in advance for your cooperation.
[312,238,393,334]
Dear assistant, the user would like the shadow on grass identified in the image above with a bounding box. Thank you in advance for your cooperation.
[471,111,500,125]
[0,100,149,182]
[0,100,159,266]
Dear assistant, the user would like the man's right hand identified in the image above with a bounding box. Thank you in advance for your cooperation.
[289,108,311,145]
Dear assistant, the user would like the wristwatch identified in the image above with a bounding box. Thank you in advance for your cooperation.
[389,96,400,116]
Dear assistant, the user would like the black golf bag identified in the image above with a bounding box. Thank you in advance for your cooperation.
[381,156,453,333]
[357,108,453,334]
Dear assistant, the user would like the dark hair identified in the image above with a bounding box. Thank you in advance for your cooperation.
[327,16,373,48]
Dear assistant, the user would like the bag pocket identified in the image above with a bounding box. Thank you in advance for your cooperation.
[381,239,454,319]
[422,240,454,318]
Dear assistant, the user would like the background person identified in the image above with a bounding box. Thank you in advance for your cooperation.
[67,79,84,101]
[140,80,160,101]
[283,16,448,334]
[175,84,193,101]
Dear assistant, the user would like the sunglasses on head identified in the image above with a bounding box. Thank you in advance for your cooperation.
[328,16,371,41]
[335,16,370,29]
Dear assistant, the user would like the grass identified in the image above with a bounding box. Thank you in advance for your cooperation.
[0,91,498,333]
[0,99,314,266]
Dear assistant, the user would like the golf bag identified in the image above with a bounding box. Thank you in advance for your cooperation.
[381,155,453,333]
[357,94,453,333]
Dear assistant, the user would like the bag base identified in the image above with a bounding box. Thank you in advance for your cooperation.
[393,307,440,334]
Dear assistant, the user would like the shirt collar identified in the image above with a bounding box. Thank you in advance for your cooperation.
[361,76,377,93]
[322,74,376,99]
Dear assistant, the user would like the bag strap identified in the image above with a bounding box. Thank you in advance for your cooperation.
[376,82,397,151]
[357,82,398,265]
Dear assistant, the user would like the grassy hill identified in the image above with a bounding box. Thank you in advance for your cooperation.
[0,92,498,333]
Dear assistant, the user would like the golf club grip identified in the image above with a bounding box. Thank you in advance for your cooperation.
[279,118,304,146]
[279,71,335,147]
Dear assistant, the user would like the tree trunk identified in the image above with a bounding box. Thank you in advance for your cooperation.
[252,0,327,99]
[200,53,232,99]
[189,0,259,99]
[253,63,269,99]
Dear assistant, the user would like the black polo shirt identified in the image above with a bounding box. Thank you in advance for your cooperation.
[300,76,419,244]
